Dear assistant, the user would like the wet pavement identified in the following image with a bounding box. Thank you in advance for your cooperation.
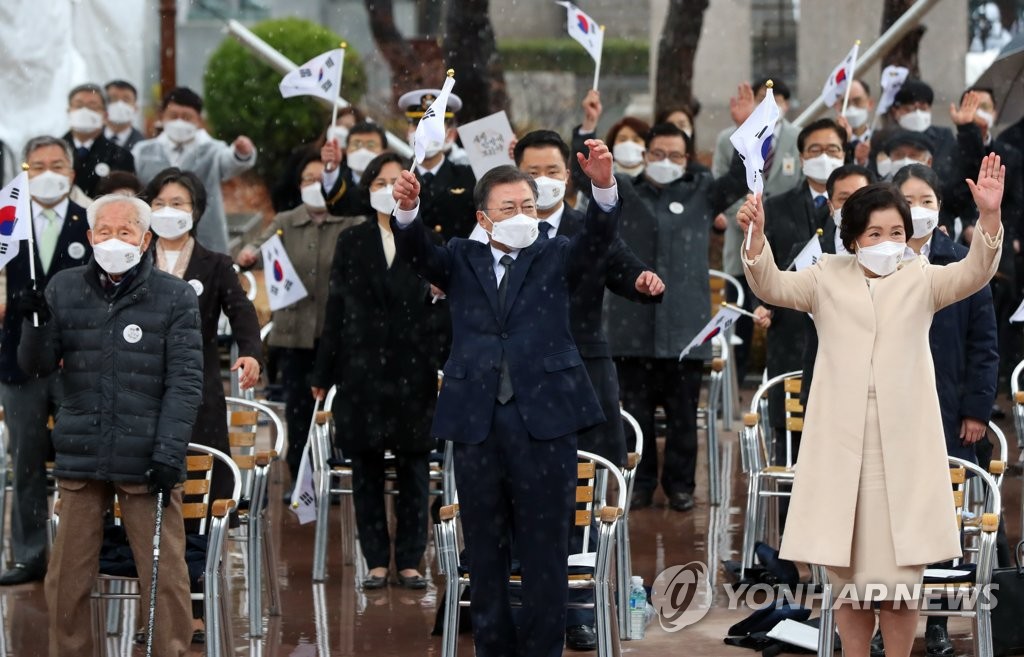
[1,387,1019,656]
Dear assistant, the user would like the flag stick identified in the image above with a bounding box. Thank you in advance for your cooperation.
[330,43,347,133]
[840,40,861,117]
[720,301,757,320]
[26,199,38,327]
[592,26,605,92]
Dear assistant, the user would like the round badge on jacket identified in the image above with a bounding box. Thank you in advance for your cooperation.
[123,324,143,344]
[188,279,204,296]
[94,162,111,177]
[67,242,86,259]
[669,202,684,215]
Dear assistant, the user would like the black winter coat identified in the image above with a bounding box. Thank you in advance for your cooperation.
[18,257,203,482]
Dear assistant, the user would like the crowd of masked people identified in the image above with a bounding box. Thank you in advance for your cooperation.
[2,70,1022,657]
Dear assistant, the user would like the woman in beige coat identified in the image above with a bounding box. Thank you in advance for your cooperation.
[736,154,1005,657]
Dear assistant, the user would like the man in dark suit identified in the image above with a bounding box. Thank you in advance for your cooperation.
[400,89,477,240]
[62,83,135,199]
[511,130,663,650]
[393,142,631,657]
[0,136,93,585]
[103,80,146,152]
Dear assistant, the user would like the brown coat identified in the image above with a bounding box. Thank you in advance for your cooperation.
[743,227,1003,568]
[247,206,363,349]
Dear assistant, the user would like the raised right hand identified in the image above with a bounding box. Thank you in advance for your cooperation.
[729,83,756,126]
[736,193,766,255]
[235,247,259,268]
[321,139,343,172]
[393,170,421,211]
[311,387,327,401]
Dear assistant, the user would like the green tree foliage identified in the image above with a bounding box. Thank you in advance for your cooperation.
[204,18,367,185]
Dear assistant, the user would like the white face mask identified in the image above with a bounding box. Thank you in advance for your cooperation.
[93,237,143,275]
[976,109,995,131]
[897,109,932,132]
[645,159,685,185]
[888,158,920,177]
[163,118,198,144]
[910,205,939,239]
[876,157,892,178]
[856,240,905,277]
[534,176,566,210]
[150,207,193,239]
[832,207,844,227]
[612,141,645,167]
[327,125,349,145]
[486,213,539,250]
[106,101,136,125]
[370,185,397,215]
[801,154,845,184]
[300,182,326,210]
[30,170,71,205]
[346,148,377,175]
[845,106,869,129]
[69,107,104,134]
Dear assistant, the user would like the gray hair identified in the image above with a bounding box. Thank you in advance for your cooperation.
[68,83,107,109]
[22,136,74,166]
[473,165,539,210]
[86,195,152,233]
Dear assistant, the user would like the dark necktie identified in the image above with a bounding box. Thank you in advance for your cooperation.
[538,221,552,240]
[75,146,89,161]
[496,255,514,404]
[814,195,828,209]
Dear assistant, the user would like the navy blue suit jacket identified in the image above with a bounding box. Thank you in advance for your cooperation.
[393,198,620,444]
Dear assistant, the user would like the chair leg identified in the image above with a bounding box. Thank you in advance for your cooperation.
[741,474,761,577]
[817,569,835,657]
[616,518,632,640]
[312,469,332,581]
[248,467,268,637]
[442,578,463,657]
[341,476,356,566]
[262,510,281,616]
[595,580,615,657]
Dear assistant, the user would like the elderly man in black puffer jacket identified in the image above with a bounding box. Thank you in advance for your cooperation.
[18,194,202,657]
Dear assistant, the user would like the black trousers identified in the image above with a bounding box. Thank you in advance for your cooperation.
[281,347,318,480]
[616,357,704,495]
[455,402,577,657]
[350,451,430,571]
[725,274,755,383]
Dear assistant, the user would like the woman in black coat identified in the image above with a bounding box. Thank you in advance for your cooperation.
[312,153,445,590]
[140,168,263,639]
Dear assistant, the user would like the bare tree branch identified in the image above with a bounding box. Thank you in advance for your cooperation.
[442,0,509,122]
[655,0,709,118]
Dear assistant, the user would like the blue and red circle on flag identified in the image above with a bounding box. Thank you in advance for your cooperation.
[0,205,17,237]
[273,260,284,282]
[576,13,589,33]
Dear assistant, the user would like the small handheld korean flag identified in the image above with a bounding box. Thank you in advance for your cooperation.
[875,65,910,119]
[414,70,456,165]
[820,41,860,111]
[790,231,824,272]
[289,400,322,525]
[279,48,345,103]
[260,234,309,311]
[678,306,742,361]
[555,1,605,88]
[731,82,781,250]
[1010,296,1024,323]
[0,172,31,270]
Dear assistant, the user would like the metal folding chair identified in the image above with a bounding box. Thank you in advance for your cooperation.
[709,269,745,430]
[618,409,644,640]
[436,450,626,657]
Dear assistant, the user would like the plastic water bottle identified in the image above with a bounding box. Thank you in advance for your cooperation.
[628,575,647,639]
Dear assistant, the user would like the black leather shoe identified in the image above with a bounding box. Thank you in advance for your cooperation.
[630,489,654,510]
[869,629,885,657]
[362,574,388,590]
[0,563,44,586]
[191,629,206,644]
[396,573,428,589]
[668,492,695,512]
[925,623,954,656]
[565,624,597,651]
[991,403,1006,420]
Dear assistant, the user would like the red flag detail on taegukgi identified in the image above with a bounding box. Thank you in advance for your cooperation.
[279,48,345,102]
[678,306,742,360]
[0,172,31,270]
[820,42,860,108]
[555,1,604,63]
[260,234,308,311]
[730,88,781,196]
[875,65,910,116]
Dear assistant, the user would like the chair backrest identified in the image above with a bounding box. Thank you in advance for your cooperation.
[709,269,745,311]
[740,370,801,473]
[182,444,243,536]
[620,409,644,473]
[948,456,1001,573]
[985,421,1007,490]
[224,397,285,501]
[576,450,627,557]
[1012,358,1024,448]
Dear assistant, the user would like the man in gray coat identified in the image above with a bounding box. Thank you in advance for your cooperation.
[133,87,256,254]
[18,194,203,657]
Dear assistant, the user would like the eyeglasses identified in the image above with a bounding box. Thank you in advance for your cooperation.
[647,149,687,164]
[804,144,844,158]
[300,175,320,185]
[347,139,381,150]
[484,203,537,219]
[152,200,193,211]
[27,163,70,174]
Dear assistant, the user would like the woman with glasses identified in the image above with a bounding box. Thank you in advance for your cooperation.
[139,167,263,643]
[237,149,363,488]
[311,152,446,590]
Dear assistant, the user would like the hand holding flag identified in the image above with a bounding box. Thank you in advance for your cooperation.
[736,193,767,257]
[413,70,456,165]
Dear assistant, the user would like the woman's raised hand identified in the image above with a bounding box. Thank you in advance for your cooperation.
[736,193,766,256]
[967,152,1005,216]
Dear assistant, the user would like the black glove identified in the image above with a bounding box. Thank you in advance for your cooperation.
[146,462,180,507]
[17,288,50,325]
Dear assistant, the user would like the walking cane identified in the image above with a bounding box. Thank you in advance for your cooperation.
[145,490,165,657]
